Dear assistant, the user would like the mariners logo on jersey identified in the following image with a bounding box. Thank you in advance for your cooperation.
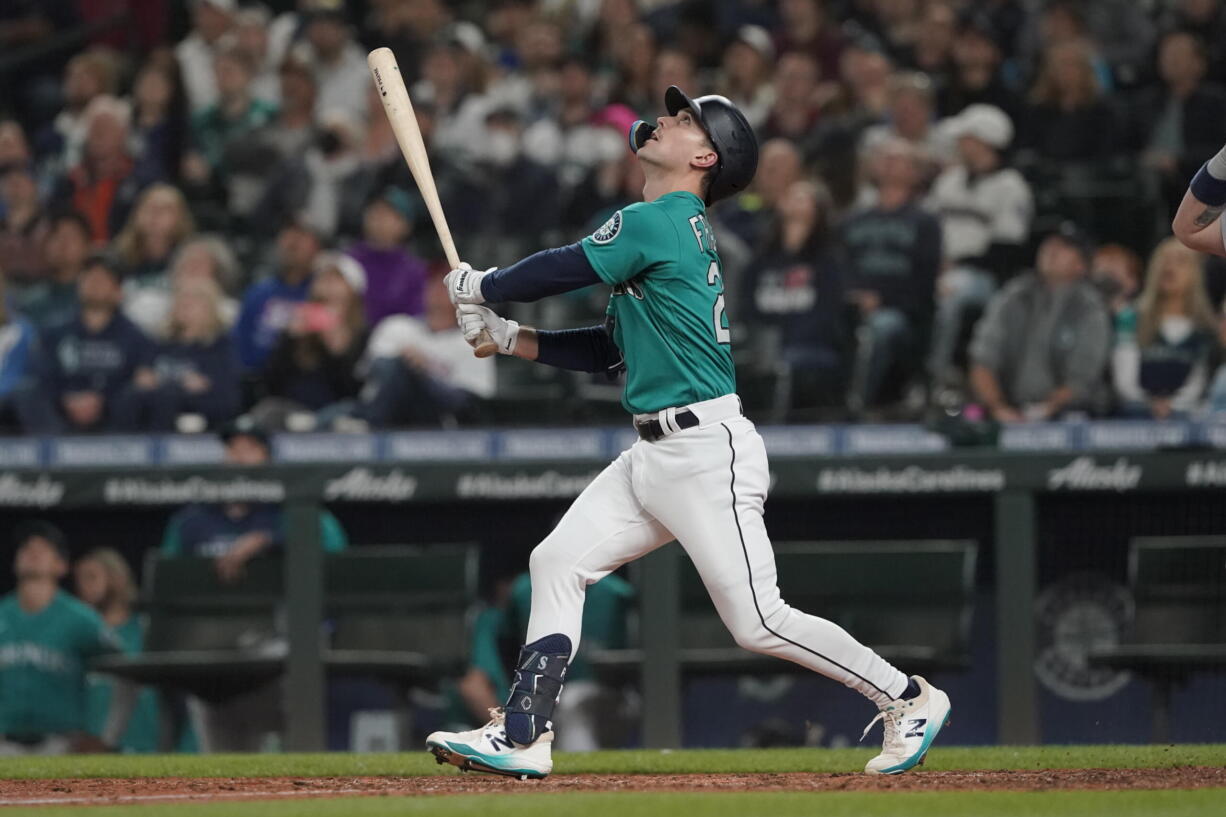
[590,211,622,244]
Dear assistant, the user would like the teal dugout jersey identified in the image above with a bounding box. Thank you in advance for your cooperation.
[580,191,736,414]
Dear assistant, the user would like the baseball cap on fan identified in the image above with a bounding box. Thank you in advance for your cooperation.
[314,250,367,295]
[193,0,237,11]
[943,104,1013,150]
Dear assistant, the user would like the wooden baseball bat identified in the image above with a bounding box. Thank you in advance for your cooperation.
[367,47,498,358]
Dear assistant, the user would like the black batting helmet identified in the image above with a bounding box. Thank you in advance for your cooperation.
[629,86,759,205]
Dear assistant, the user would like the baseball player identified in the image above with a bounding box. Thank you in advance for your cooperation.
[1173,140,1226,258]
[426,86,951,779]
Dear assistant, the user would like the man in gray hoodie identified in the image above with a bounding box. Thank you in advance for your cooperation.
[969,225,1111,422]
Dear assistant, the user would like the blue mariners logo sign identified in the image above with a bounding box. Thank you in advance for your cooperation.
[591,211,622,244]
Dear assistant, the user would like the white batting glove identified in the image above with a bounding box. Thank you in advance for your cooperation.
[456,303,519,354]
[444,263,492,304]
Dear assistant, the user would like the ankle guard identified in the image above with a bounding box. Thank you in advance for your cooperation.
[504,633,571,745]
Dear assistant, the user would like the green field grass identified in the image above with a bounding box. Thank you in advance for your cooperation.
[2,743,1224,780]
[2,746,1225,817]
[6,790,1226,817]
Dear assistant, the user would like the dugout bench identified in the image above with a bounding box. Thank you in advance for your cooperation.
[1088,536,1226,743]
[92,545,477,749]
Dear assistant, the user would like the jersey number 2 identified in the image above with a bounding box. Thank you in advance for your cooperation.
[707,261,730,344]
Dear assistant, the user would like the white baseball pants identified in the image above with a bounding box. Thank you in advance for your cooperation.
[525,394,909,707]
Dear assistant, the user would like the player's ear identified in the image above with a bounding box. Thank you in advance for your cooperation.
[691,148,718,171]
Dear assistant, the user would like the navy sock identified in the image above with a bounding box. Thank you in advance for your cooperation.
[899,677,921,700]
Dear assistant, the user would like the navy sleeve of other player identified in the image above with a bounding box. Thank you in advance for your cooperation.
[535,325,623,373]
[479,243,603,303]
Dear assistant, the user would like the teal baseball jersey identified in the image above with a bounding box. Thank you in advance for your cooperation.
[0,590,121,736]
[580,191,736,414]
[86,616,160,753]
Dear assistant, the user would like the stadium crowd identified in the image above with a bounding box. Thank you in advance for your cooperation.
[2,0,1226,430]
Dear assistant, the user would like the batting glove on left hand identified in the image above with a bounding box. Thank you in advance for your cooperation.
[456,304,519,354]
[444,263,493,304]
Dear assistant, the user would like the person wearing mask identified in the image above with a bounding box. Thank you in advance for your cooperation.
[258,252,369,425]
[1113,238,1219,418]
[74,549,160,754]
[742,180,848,415]
[233,217,322,371]
[116,277,240,432]
[18,254,154,433]
[841,139,941,413]
[347,188,427,326]
[969,225,1112,422]
[0,522,128,755]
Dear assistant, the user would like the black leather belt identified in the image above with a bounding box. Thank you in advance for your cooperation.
[635,408,700,442]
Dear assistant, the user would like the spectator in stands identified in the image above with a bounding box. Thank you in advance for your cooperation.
[259,57,320,163]
[0,521,127,755]
[937,12,1018,119]
[1020,1,1115,92]
[761,52,824,150]
[1091,244,1144,326]
[522,57,611,196]
[0,2,79,125]
[1163,0,1226,84]
[742,180,848,414]
[113,183,196,281]
[19,211,91,329]
[969,224,1112,422]
[74,548,160,754]
[413,35,494,167]
[355,275,495,428]
[718,26,777,131]
[1133,30,1226,219]
[775,0,845,82]
[18,253,153,433]
[54,96,154,244]
[186,46,278,184]
[907,1,957,83]
[0,164,48,285]
[860,72,950,175]
[302,0,372,125]
[608,23,657,115]
[176,0,236,115]
[257,252,368,427]
[34,48,121,182]
[160,419,348,578]
[116,277,241,431]
[233,5,280,108]
[1018,40,1119,165]
[234,217,322,371]
[841,139,941,413]
[128,56,187,186]
[927,104,1034,384]
[721,139,804,250]
[126,234,240,338]
[0,273,37,429]
[472,107,560,266]
[1113,238,1219,418]
[0,120,32,179]
[347,188,426,325]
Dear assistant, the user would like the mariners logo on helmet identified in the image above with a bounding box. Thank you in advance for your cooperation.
[591,211,622,244]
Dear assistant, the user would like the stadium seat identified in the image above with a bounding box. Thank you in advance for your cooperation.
[590,539,978,679]
[1088,536,1226,742]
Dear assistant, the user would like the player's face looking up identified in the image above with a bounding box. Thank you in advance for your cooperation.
[637,107,718,178]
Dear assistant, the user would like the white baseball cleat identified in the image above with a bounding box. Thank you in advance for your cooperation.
[861,675,952,775]
[426,708,553,780]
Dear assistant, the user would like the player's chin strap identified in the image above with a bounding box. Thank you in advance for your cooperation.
[504,633,571,745]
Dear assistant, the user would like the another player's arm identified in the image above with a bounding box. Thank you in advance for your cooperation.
[1172,144,1226,257]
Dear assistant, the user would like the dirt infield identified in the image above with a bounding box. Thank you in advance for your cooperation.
[2,767,1224,807]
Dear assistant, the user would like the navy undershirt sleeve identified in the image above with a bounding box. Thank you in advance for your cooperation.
[479,243,603,303]
[535,325,623,374]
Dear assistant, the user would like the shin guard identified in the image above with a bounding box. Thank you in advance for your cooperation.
[504,633,571,745]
